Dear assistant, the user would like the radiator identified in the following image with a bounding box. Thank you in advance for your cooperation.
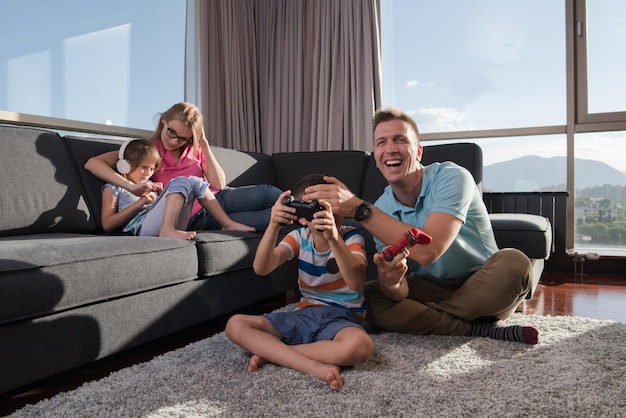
[483,192,569,258]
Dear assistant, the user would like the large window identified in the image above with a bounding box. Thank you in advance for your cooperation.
[381,0,566,132]
[575,132,626,254]
[381,0,626,255]
[0,0,186,132]
[584,1,626,116]
[573,0,626,254]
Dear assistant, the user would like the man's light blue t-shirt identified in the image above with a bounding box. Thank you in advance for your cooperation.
[374,162,499,284]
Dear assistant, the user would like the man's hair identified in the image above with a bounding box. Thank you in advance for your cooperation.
[292,174,329,200]
[373,107,420,138]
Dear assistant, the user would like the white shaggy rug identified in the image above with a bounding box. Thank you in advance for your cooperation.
[9,312,626,417]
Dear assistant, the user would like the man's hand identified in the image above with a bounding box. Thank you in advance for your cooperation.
[303,176,360,218]
[373,249,410,300]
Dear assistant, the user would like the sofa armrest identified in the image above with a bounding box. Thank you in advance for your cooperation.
[489,213,552,260]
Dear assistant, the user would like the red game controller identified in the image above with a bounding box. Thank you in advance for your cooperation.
[381,227,432,262]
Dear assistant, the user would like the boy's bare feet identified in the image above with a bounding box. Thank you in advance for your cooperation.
[247,355,343,391]
[247,354,267,372]
[159,227,197,240]
[222,221,256,232]
[313,364,343,391]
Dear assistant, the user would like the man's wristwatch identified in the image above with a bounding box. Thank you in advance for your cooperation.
[353,201,372,221]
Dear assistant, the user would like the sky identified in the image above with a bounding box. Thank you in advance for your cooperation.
[0,0,185,131]
[0,0,624,173]
[380,0,626,173]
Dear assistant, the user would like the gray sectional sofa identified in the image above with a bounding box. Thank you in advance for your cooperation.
[0,124,551,395]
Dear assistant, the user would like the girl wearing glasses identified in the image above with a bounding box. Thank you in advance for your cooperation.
[85,102,282,232]
[101,138,255,239]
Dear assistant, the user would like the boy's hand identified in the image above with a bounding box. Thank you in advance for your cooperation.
[270,190,298,226]
[310,200,339,241]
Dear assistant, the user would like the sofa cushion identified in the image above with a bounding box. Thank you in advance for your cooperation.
[63,136,123,232]
[272,150,369,196]
[211,146,277,187]
[0,127,96,236]
[194,230,263,277]
[0,234,197,326]
[421,142,483,192]
[489,213,552,259]
[361,154,388,204]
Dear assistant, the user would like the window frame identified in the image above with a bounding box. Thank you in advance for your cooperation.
[0,110,150,138]
[400,0,626,255]
[574,0,626,125]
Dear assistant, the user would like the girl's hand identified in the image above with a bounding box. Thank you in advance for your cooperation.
[128,181,162,197]
[200,126,211,146]
[139,192,157,208]
[147,181,163,193]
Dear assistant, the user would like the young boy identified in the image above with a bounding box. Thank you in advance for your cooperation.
[225,174,373,391]
[101,138,255,239]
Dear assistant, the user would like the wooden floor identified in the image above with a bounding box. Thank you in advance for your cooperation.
[1,271,625,416]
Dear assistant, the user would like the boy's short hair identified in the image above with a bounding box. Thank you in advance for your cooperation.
[292,174,329,200]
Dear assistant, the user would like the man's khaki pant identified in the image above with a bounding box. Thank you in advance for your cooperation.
[364,248,532,336]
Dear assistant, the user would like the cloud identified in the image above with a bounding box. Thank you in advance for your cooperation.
[403,80,435,88]
[407,107,469,132]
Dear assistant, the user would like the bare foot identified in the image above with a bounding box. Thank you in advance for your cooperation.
[160,227,197,240]
[222,221,256,232]
[247,354,266,372]
[312,364,343,391]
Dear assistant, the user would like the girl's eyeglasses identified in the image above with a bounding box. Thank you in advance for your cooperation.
[165,125,193,144]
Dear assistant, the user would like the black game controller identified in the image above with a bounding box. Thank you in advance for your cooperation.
[381,227,432,261]
[282,195,325,221]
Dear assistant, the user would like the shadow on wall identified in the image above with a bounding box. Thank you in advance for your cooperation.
[0,132,93,237]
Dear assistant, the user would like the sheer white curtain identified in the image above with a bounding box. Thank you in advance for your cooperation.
[187,0,381,153]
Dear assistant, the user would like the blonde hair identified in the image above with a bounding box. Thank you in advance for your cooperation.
[154,102,204,156]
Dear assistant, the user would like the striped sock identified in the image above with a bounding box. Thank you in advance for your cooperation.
[467,320,539,345]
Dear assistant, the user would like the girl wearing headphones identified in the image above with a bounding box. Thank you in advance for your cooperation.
[101,138,254,239]
[86,102,282,232]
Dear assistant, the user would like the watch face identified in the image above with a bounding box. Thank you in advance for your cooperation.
[355,202,371,221]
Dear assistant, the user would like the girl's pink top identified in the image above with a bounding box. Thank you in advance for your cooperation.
[151,139,219,217]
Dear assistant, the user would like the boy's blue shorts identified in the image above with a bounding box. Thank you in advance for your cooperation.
[265,305,364,345]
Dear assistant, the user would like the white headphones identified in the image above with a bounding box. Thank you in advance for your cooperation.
[116,139,135,174]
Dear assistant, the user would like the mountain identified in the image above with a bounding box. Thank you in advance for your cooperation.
[483,156,626,191]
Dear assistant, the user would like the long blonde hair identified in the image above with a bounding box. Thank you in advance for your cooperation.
[153,102,204,157]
